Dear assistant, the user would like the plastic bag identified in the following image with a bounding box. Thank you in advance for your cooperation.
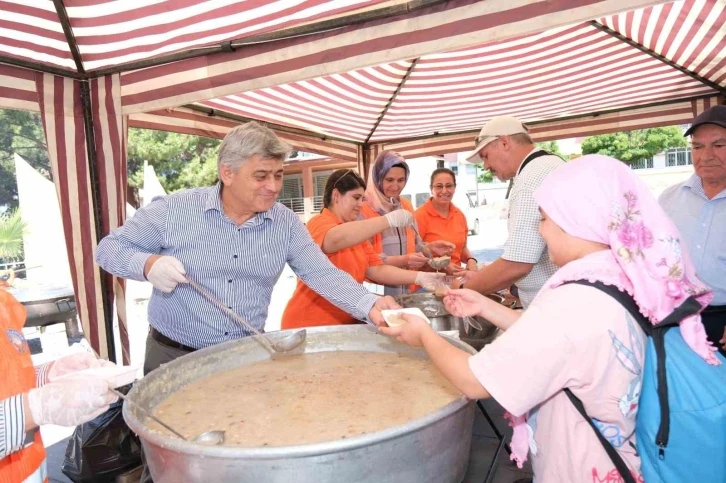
[61,383,142,483]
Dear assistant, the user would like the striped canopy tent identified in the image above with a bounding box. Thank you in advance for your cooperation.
[0,0,724,359]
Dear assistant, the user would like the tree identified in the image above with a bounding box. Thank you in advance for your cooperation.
[535,140,565,159]
[127,128,221,193]
[0,209,27,262]
[477,169,494,183]
[0,109,51,208]
[581,127,687,164]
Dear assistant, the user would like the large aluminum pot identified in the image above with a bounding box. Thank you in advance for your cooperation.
[393,292,508,350]
[123,325,477,483]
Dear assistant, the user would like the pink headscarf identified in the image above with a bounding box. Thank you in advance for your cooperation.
[505,154,717,468]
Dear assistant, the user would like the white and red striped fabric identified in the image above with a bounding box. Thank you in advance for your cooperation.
[31,72,129,362]
[127,107,360,161]
[382,96,723,159]
[0,0,389,71]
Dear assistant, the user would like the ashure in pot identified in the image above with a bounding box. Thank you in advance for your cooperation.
[123,325,477,483]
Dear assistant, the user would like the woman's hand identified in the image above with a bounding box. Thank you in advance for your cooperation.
[46,352,114,384]
[427,240,455,257]
[379,314,434,347]
[451,268,478,282]
[466,259,479,272]
[407,253,429,270]
[443,289,488,318]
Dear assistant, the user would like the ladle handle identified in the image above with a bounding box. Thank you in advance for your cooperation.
[110,388,188,441]
[183,275,276,353]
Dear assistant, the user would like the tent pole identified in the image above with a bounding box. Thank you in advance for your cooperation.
[79,80,117,363]
[54,0,117,362]
[365,58,419,144]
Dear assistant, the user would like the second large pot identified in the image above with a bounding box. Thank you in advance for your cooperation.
[393,292,506,350]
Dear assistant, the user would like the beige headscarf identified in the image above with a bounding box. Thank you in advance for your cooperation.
[364,151,410,214]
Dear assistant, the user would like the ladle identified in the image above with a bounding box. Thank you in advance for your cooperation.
[110,389,226,445]
[409,224,434,259]
[184,275,306,354]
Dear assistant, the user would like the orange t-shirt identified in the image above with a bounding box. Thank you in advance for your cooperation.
[281,209,382,329]
[414,198,469,267]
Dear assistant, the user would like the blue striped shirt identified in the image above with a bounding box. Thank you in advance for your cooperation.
[96,183,379,349]
[0,395,26,459]
[659,174,726,305]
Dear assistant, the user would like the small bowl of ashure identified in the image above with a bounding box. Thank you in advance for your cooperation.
[428,256,451,270]
[381,308,432,327]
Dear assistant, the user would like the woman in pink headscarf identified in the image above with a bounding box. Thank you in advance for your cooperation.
[380,155,717,483]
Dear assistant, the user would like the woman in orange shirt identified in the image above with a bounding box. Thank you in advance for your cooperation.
[415,168,478,275]
[282,169,442,329]
[359,151,454,295]
[0,290,117,481]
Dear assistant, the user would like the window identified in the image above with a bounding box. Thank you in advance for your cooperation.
[630,158,654,170]
[281,176,302,199]
[666,148,692,167]
[450,165,458,175]
[465,164,477,175]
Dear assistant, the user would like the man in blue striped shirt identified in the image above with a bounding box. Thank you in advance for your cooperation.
[659,105,726,357]
[97,122,399,375]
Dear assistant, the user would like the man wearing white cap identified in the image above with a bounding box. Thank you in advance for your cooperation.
[456,116,565,308]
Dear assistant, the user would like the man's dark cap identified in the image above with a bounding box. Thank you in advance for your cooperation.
[684,105,726,136]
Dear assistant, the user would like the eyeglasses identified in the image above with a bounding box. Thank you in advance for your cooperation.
[432,184,455,191]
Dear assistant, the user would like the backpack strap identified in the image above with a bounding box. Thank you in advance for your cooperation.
[564,280,703,462]
[564,388,637,483]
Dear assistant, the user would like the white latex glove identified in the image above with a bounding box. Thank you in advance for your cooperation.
[27,376,117,427]
[147,256,187,293]
[46,352,115,384]
[384,209,414,228]
[415,272,445,291]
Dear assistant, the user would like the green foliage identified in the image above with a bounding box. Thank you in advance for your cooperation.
[0,209,27,261]
[127,128,221,193]
[0,109,51,209]
[535,140,565,159]
[581,127,687,164]
[477,168,494,183]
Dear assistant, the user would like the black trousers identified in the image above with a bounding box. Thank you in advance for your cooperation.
[702,305,726,358]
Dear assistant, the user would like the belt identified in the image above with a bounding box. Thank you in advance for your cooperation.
[150,327,197,353]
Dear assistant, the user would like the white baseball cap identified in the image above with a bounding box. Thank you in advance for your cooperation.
[463,116,529,163]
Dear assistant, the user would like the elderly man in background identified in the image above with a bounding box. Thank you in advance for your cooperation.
[660,105,726,356]
[97,121,399,376]
[455,116,565,308]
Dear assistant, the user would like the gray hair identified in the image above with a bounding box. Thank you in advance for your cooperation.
[217,121,292,173]
[509,133,535,145]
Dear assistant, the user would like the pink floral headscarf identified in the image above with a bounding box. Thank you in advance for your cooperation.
[505,154,717,468]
